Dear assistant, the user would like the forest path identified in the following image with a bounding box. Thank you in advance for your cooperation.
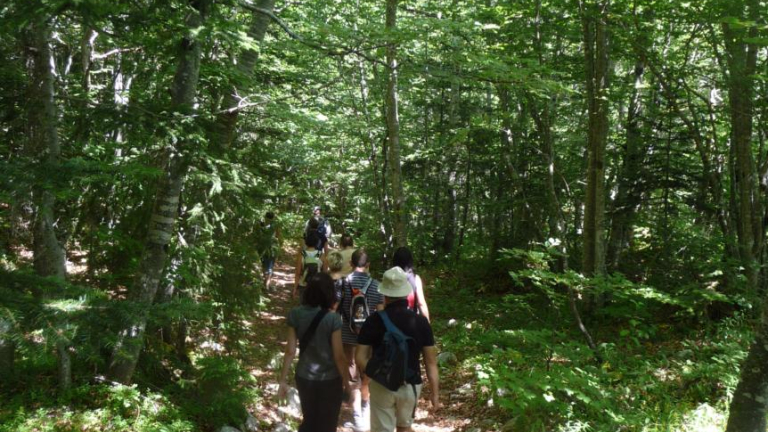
[245,249,480,432]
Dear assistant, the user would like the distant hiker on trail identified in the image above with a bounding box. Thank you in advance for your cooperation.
[393,247,430,322]
[257,211,282,289]
[356,266,440,432]
[294,232,327,301]
[304,206,332,253]
[337,234,356,277]
[340,248,384,432]
[278,273,351,432]
[327,250,346,309]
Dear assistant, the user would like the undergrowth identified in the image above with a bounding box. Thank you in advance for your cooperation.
[427,249,751,432]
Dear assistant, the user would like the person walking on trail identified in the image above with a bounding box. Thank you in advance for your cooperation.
[304,206,332,253]
[257,211,282,289]
[356,266,440,432]
[294,232,327,301]
[327,250,346,310]
[392,247,430,322]
[278,273,351,432]
[337,234,356,277]
[340,249,384,432]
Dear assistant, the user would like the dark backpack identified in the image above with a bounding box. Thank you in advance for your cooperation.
[305,217,327,249]
[347,276,373,334]
[365,310,418,391]
[316,217,328,240]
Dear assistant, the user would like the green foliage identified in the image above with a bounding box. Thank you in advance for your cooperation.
[0,383,194,432]
[172,356,257,429]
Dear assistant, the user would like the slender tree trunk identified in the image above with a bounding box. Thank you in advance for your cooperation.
[0,317,14,386]
[580,0,610,277]
[384,0,407,248]
[607,60,646,270]
[211,0,274,151]
[723,0,761,291]
[108,0,209,384]
[28,17,70,390]
[30,20,67,280]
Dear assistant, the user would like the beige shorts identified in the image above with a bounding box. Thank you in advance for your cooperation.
[369,380,422,431]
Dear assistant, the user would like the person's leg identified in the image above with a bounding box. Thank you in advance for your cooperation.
[316,376,343,432]
[368,380,396,432]
[295,376,314,432]
[393,384,422,432]
[264,257,274,288]
[360,373,371,429]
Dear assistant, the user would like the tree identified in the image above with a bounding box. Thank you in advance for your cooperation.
[580,0,611,277]
[108,0,211,384]
[384,0,407,249]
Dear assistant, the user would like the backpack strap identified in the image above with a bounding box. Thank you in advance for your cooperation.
[378,310,404,337]
[299,309,329,358]
[360,276,373,295]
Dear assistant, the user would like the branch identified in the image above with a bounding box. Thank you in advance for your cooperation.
[239,2,389,68]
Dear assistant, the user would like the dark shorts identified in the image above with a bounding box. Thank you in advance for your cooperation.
[261,256,275,275]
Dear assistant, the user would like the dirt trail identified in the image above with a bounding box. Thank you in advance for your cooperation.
[246,252,482,432]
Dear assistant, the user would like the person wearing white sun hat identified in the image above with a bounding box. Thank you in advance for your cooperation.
[355,267,440,432]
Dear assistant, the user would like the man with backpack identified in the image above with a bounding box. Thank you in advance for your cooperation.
[340,248,384,432]
[304,206,332,253]
[355,266,440,432]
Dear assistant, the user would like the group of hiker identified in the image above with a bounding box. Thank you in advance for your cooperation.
[270,207,440,432]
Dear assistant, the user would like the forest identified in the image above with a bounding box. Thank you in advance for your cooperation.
[1,0,768,431]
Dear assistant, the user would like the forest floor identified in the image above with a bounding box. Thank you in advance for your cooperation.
[244,249,488,432]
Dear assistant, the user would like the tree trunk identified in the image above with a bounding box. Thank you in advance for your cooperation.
[724,1,768,430]
[108,0,209,384]
[722,0,761,291]
[211,0,275,151]
[384,0,407,249]
[0,317,14,386]
[580,0,610,277]
[607,60,646,270]
[28,17,70,390]
[30,19,67,280]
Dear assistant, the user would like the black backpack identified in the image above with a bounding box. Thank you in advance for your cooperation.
[365,310,418,391]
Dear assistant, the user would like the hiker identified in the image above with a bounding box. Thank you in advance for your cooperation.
[326,250,346,309]
[337,234,356,277]
[304,206,332,253]
[293,232,327,301]
[340,248,384,431]
[356,267,440,432]
[392,247,430,322]
[257,211,282,289]
[277,273,351,432]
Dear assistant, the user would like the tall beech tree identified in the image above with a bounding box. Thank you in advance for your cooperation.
[108,0,210,384]
[384,0,407,248]
[580,0,611,277]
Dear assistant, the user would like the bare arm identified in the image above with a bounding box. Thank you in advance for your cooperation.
[331,329,351,393]
[277,327,298,400]
[356,344,372,373]
[422,346,440,410]
[415,275,430,322]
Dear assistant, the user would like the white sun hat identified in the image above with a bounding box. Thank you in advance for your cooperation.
[379,266,412,298]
